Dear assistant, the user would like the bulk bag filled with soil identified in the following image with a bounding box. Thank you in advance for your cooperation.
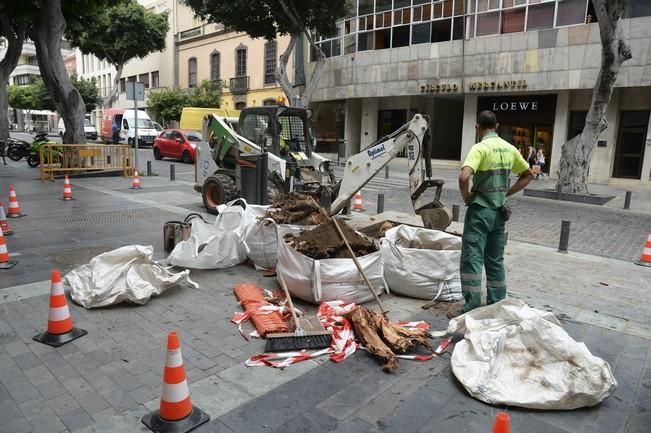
[276,219,386,305]
[381,225,462,301]
[244,219,306,271]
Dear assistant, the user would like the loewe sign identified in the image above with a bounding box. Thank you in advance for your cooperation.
[492,101,539,112]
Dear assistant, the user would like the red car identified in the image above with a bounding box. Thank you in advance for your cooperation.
[153,129,202,164]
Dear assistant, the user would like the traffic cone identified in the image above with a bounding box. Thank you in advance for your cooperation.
[0,226,17,269]
[7,184,25,218]
[635,232,651,267]
[353,191,364,212]
[33,270,87,347]
[131,171,141,189]
[141,332,210,433]
[492,412,510,433]
[61,175,75,201]
[0,201,13,235]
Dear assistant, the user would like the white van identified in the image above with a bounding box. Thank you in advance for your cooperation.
[120,109,158,147]
[58,115,98,140]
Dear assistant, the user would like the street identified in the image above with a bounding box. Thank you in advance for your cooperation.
[0,150,650,433]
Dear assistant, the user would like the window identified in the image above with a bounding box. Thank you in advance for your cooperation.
[476,11,500,36]
[431,19,452,42]
[188,57,197,87]
[120,78,126,92]
[235,48,247,77]
[210,52,220,83]
[412,22,431,44]
[107,73,112,94]
[264,41,277,85]
[502,7,525,33]
[358,32,374,51]
[359,0,373,15]
[151,71,159,88]
[556,0,588,26]
[128,75,136,83]
[263,98,276,106]
[527,2,555,31]
[139,73,149,88]
[235,101,246,110]
[392,25,410,47]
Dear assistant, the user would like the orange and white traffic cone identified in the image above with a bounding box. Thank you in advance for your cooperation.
[33,270,87,347]
[141,332,210,433]
[131,171,142,189]
[353,191,364,212]
[7,184,25,218]
[492,412,510,433]
[61,175,75,201]
[635,232,651,267]
[0,201,13,235]
[0,226,17,269]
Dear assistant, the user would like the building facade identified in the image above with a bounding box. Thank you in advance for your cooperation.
[308,0,651,186]
[175,4,294,111]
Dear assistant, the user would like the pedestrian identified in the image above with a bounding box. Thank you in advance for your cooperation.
[454,110,533,317]
[112,120,120,144]
[526,144,537,167]
[536,147,546,179]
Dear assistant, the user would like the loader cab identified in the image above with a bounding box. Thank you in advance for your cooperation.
[238,106,313,158]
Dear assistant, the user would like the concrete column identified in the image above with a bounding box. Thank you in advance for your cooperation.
[344,99,362,156]
[360,97,379,149]
[549,91,569,180]
[640,111,651,185]
[459,94,478,162]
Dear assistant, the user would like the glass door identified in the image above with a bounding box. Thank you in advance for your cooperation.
[613,111,649,179]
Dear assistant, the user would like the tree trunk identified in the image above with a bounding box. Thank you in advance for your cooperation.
[299,29,326,108]
[103,63,123,108]
[556,0,631,194]
[29,0,86,144]
[0,17,25,143]
[275,33,297,104]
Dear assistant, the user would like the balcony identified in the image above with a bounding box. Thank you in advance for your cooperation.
[13,63,40,77]
[229,76,249,94]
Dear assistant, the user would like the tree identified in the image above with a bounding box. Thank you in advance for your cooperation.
[7,84,41,111]
[0,11,27,143]
[67,0,169,108]
[146,87,188,125]
[187,80,221,108]
[557,0,632,195]
[183,0,347,108]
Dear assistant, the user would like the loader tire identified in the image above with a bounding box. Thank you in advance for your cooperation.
[202,173,238,215]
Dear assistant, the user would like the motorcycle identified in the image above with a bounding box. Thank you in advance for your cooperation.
[27,132,59,168]
[6,137,31,161]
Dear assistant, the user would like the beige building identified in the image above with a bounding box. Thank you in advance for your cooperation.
[175,3,295,110]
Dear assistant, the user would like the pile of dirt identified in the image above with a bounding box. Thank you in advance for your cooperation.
[265,192,327,225]
[284,218,377,259]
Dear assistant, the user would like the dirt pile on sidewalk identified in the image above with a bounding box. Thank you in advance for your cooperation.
[265,192,327,225]
[284,218,377,259]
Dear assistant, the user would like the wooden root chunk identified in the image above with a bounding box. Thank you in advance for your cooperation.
[344,306,432,372]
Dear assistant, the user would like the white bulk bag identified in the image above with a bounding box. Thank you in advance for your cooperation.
[167,199,252,269]
[243,218,307,271]
[276,225,386,305]
[66,245,196,308]
[381,225,462,301]
[448,299,617,410]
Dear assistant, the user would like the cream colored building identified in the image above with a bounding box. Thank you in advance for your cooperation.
[175,3,295,110]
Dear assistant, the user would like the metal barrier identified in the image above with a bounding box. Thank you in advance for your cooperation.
[40,144,134,181]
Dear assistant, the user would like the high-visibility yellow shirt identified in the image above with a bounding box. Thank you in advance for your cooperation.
[462,131,529,209]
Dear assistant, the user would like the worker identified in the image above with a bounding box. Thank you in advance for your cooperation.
[454,110,533,317]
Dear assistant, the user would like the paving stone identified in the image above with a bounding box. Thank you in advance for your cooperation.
[272,407,339,433]
[24,365,56,387]
[4,340,31,357]
[104,388,139,413]
[13,350,44,371]
[4,378,42,404]
[36,379,67,400]
[90,406,117,423]
[327,417,373,433]
[376,381,449,433]
[0,397,24,421]
[128,385,156,405]
[86,373,119,396]
[45,391,81,416]
[625,412,651,433]
[19,398,54,420]
[30,412,68,433]
[60,407,95,432]
[2,417,32,433]
[75,390,111,415]
[194,420,236,433]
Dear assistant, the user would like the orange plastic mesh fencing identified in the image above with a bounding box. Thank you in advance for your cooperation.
[234,283,289,337]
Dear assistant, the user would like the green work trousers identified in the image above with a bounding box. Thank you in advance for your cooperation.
[460,204,506,313]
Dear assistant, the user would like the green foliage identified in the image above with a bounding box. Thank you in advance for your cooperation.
[67,0,169,68]
[182,0,348,40]
[8,76,99,113]
[146,87,188,124]
[7,84,41,111]
[70,75,100,112]
[147,81,222,124]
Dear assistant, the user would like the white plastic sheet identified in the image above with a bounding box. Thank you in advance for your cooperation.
[381,225,462,301]
[447,299,617,410]
[276,225,386,305]
[167,199,254,269]
[243,218,308,271]
[65,245,196,309]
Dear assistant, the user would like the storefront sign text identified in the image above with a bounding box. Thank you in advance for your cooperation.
[420,83,459,93]
[469,80,528,91]
[491,101,539,112]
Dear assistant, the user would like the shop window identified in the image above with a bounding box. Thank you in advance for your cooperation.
[452,16,464,40]
[358,31,374,51]
[476,11,500,36]
[374,29,391,49]
[392,25,410,47]
[431,19,452,42]
[527,2,555,31]
[359,0,373,15]
[556,0,588,26]
[501,7,525,33]
[344,35,356,54]
[188,57,197,87]
[412,22,431,44]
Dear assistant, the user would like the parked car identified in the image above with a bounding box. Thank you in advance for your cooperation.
[58,115,98,141]
[153,129,202,164]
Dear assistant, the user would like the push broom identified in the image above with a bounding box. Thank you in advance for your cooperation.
[264,272,332,352]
